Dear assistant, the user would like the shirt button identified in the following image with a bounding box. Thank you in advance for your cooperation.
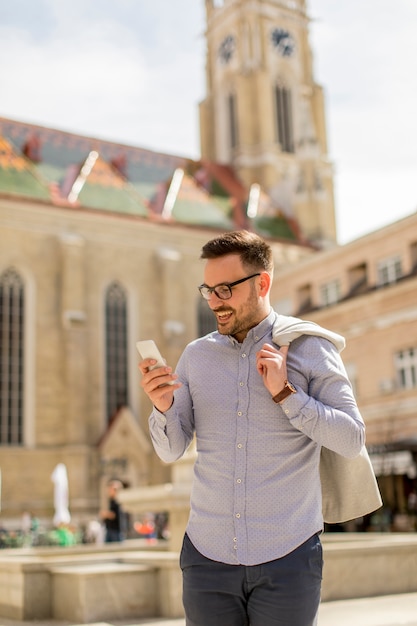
[236,513,241,518]
[237,443,243,449]
[236,478,242,483]
[233,537,237,542]
[284,409,289,414]
[242,353,246,358]
[239,382,244,387]
[234,545,238,550]
[237,411,242,416]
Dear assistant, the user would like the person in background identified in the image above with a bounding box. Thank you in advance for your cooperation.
[139,230,366,626]
[100,479,125,543]
[134,512,157,542]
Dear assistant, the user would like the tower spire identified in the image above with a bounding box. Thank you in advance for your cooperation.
[199,0,337,245]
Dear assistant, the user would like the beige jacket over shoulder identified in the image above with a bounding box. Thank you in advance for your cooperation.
[272,314,382,524]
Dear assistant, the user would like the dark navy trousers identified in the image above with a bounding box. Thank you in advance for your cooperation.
[180,532,322,626]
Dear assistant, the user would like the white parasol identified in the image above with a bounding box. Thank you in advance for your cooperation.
[51,463,71,526]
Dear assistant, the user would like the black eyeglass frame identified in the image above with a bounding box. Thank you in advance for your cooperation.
[198,273,261,301]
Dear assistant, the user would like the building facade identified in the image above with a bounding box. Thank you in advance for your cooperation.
[271,213,417,527]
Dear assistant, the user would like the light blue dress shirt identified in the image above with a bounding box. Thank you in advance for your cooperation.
[149,310,365,566]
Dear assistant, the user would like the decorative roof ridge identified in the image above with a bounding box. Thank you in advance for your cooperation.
[0,115,191,161]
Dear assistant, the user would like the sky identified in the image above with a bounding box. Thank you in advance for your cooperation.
[0,0,416,244]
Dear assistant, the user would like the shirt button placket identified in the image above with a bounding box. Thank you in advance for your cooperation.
[233,346,250,562]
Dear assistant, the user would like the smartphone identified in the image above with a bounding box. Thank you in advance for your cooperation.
[136,340,175,385]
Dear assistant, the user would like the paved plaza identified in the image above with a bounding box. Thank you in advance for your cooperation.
[1,592,417,626]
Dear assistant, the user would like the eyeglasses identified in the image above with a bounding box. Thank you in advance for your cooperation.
[198,273,261,301]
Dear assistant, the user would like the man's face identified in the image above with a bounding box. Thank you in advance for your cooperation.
[203,254,269,342]
[108,483,119,497]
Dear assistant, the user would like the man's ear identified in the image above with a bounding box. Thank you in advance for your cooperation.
[259,272,271,296]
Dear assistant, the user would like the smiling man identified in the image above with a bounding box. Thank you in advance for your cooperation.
[139,230,365,626]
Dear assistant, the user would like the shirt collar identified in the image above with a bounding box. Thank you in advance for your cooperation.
[227,308,275,346]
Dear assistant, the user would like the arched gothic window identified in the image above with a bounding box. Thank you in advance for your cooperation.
[227,92,239,151]
[105,282,129,422]
[275,84,294,153]
[0,268,24,445]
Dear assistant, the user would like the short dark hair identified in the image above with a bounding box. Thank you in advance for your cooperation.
[200,230,273,273]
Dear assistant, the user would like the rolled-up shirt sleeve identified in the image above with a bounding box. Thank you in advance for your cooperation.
[148,364,194,463]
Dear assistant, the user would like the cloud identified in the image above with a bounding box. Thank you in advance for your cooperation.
[0,22,147,131]
[310,0,417,241]
[0,0,204,154]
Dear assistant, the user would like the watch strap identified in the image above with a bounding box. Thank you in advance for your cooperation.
[272,380,296,403]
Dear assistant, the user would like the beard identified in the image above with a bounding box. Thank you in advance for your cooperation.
[213,285,263,340]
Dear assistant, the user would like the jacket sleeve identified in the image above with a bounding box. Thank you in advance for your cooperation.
[279,336,365,458]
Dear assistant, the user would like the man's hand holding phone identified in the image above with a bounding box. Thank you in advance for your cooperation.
[136,340,181,412]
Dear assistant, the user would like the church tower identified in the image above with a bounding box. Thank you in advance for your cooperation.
[199,0,337,246]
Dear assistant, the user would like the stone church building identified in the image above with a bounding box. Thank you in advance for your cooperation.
[1,0,416,530]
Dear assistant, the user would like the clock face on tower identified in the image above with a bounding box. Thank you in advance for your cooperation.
[270,28,296,57]
[218,35,235,64]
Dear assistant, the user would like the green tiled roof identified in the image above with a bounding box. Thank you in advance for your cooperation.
[167,172,233,228]
[0,136,51,200]
[36,162,67,184]
[172,197,233,228]
[0,117,184,186]
[78,182,148,216]
[210,195,233,219]
[73,154,148,216]
[254,215,298,240]
[0,117,305,244]
[131,181,159,199]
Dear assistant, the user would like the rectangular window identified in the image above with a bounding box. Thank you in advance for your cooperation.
[410,241,417,272]
[395,347,417,390]
[377,255,402,287]
[347,262,368,296]
[320,279,341,307]
[296,283,313,314]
